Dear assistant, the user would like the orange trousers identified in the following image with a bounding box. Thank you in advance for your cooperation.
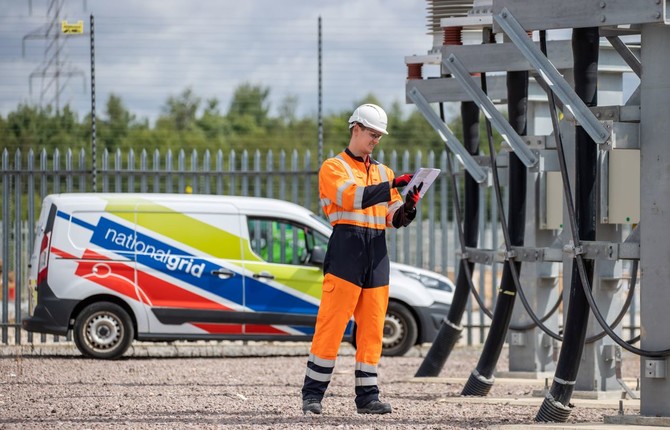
[310,273,389,365]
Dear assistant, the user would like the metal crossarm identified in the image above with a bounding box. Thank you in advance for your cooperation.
[407,87,487,183]
[605,36,641,78]
[442,53,538,168]
[494,8,611,144]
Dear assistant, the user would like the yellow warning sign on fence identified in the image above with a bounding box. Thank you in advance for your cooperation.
[61,20,84,34]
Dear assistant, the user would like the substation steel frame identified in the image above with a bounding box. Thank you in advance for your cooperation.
[639,21,670,417]
[405,0,670,416]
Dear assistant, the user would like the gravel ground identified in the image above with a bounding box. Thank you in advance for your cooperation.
[0,344,641,429]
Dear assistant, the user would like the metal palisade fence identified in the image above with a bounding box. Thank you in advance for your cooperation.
[0,146,637,347]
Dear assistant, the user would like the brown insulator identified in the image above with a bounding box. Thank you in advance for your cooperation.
[407,63,423,80]
[444,26,463,46]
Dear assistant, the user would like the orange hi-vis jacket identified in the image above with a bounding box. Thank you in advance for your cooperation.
[319,149,404,231]
[319,149,414,288]
[318,149,415,289]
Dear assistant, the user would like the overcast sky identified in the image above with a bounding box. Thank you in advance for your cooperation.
[0,0,436,124]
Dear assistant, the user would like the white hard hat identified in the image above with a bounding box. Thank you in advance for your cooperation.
[348,103,388,135]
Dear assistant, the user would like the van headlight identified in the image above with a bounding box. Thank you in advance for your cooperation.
[398,270,453,293]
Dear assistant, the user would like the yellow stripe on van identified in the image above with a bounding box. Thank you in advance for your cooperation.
[243,261,324,299]
[103,198,261,261]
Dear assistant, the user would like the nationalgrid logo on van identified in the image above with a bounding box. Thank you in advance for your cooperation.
[90,217,211,280]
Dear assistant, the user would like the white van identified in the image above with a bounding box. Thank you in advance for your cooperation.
[23,193,453,359]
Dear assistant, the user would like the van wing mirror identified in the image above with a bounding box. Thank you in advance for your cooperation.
[309,246,326,266]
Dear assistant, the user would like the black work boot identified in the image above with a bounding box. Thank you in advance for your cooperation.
[356,399,392,414]
[302,398,322,414]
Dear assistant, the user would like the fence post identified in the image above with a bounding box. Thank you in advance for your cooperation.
[102,149,109,193]
[203,149,211,195]
[279,150,286,201]
[216,150,224,195]
[54,149,61,194]
[40,149,48,198]
[153,149,161,194]
[79,149,87,192]
[401,150,411,264]
[304,150,312,210]
[114,149,122,192]
[415,150,423,268]
[65,149,73,192]
[177,149,185,193]
[27,149,35,343]
[229,150,237,196]
[190,149,198,194]
[440,150,449,277]
[166,149,173,193]
[291,150,299,205]
[388,150,398,262]
[2,149,9,344]
[241,150,249,196]
[14,149,22,344]
[127,148,135,193]
[266,150,274,199]
[140,149,148,193]
[428,150,436,272]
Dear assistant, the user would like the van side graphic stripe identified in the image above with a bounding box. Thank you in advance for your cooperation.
[59,210,321,320]
[51,246,230,310]
[152,308,318,326]
[103,198,246,260]
[59,248,318,337]
[190,323,244,334]
[57,210,96,231]
[70,248,233,311]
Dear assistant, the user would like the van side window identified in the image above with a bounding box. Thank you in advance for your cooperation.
[312,230,329,251]
[247,218,310,265]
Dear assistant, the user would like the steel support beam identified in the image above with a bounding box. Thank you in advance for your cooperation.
[443,54,538,168]
[492,0,665,32]
[407,87,487,183]
[639,22,670,417]
[494,8,611,145]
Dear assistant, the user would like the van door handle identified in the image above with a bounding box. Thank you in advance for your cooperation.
[211,268,234,279]
[253,271,275,280]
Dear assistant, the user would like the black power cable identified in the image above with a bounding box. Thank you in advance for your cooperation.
[539,30,670,359]
[477,32,641,347]
[479,69,563,342]
[585,260,637,344]
[414,101,483,377]
[439,103,494,321]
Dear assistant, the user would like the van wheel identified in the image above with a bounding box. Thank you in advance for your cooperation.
[382,301,418,357]
[73,302,134,359]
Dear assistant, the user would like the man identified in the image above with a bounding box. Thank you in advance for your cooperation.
[301,103,422,415]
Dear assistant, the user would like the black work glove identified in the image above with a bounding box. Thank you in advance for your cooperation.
[404,183,423,213]
[392,173,413,188]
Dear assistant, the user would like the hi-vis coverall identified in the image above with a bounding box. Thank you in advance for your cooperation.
[302,148,415,408]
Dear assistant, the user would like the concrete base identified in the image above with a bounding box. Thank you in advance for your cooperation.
[572,390,638,400]
[495,370,555,380]
[530,388,639,400]
[605,414,670,427]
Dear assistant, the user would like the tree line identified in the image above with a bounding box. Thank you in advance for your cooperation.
[1,83,500,162]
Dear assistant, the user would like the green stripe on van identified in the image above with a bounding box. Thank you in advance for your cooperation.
[103,198,261,261]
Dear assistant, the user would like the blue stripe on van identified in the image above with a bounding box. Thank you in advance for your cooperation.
[57,210,97,231]
[244,277,319,315]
